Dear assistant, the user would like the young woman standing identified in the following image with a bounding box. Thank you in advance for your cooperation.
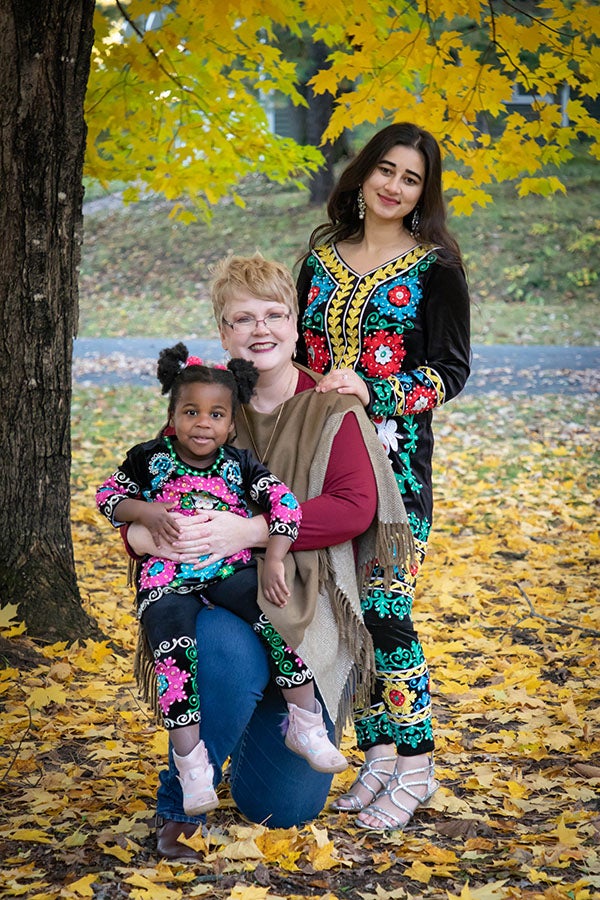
[296,122,471,831]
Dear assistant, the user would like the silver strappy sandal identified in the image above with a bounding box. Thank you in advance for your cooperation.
[330,754,397,812]
[356,756,438,831]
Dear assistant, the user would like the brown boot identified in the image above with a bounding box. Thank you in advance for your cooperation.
[155,817,204,861]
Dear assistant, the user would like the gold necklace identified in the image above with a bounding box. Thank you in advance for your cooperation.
[241,402,285,465]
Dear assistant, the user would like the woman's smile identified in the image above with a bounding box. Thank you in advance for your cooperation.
[220,292,298,374]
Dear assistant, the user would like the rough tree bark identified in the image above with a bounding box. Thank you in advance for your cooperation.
[304,40,336,206]
[0,0,102,641]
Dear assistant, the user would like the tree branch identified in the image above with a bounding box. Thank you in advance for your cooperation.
[514,581,600,637]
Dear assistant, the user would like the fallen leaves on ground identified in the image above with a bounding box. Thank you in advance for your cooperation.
[1,391,598,899]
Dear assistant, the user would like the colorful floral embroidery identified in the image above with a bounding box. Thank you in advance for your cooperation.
[405,383,438,414]
[304,330,330,374]
[374,416,399,453]
[388,284,411,306]
[140,558,177,589]
[156,656,190,715]
[360,330,406,377]
[97,442,300,611]
[307,285,320,305]
[253,614,313,690]
[298,243,463,758]
[149,452,174,490]
[384,682,416,711]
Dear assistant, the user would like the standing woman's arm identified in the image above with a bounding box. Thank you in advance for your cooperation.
[365,263,471,420]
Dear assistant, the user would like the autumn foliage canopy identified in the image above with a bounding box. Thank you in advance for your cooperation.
[87,0,600,218]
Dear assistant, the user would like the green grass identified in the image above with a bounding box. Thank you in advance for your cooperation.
[80,153,600,344]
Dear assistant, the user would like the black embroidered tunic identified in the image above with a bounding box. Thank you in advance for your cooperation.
[297,244,470,542]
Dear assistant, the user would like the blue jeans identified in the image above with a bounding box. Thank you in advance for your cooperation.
[156,605,334,828]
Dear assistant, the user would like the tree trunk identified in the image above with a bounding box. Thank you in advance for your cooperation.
[304,40,336,206]
[0,0,101,641]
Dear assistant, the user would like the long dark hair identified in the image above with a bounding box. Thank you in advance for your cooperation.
[308,123,463,267]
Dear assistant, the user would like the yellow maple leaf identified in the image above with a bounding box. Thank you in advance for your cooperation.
[27,683,68,709]
[220,836,264,861]
[0,602,20,625]
[307,838,339,871]
[179,826,209,854]
[64,830,89,848]
[10,828,53,844]
[226,886,271,900]
[70,641,114,672]
[62,873,98,897]
[559,696,582,728]
[129,886,182,900]
[553,816,581,848]
[506,780,530,799]
[0,602,26,637]
[447,880,508,899]
[98,841,134,863]
[255,829,301,870]
[403,860,433,883]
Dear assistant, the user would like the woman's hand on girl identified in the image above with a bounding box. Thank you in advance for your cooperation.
[314,368,370,406]
[171,510,270,568]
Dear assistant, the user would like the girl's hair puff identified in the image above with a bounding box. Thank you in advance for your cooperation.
[157,343,258,420]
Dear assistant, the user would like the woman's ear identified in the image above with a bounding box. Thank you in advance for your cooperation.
[219,317,231,352]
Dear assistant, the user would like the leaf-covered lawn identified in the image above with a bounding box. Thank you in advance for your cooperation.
[1,391,598,899]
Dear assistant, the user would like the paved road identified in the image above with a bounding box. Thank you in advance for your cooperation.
[73,338,599,395]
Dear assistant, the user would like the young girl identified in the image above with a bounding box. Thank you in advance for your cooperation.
[96,343,347,816]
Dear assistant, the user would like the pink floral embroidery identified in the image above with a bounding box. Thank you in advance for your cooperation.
[155,476,243,515]
[140,558,176,589]
[267,483,302,526]
[156,657,190,714]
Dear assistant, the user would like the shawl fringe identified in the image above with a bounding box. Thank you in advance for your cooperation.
[133,627,161,721]
[357,521,416,595]
[129,557,161,722]
[317,548,376,734]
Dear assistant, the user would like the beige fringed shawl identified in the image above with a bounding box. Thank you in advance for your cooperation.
[234,365,415,731]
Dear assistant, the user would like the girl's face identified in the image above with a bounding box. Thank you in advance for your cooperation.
[219,292,298,377]
[361,144,425,225]
[169,381,234,467]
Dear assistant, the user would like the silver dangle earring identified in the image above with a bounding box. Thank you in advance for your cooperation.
[357,186,366,220]
[410,206,420,237]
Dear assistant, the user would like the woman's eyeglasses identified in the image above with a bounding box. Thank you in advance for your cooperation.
[222,313,291,334]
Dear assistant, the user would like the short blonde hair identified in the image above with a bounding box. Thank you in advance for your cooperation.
[210,253,299,323]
